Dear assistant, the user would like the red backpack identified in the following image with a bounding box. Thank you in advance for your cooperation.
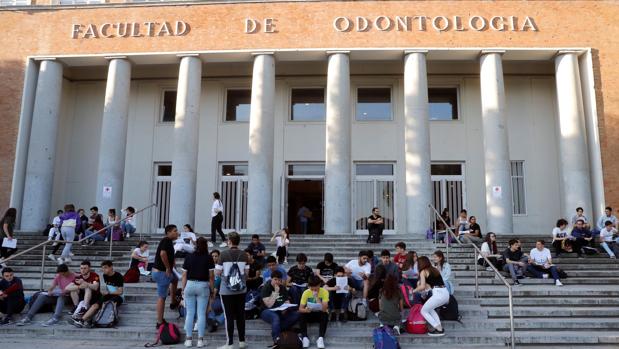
[406,304,427,334]
[400,284,415,308]
[123,267,140,283]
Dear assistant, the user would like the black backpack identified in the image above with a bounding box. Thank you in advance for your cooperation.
[277,331,302,349]
[438,295,462,322]
[225,252,246,293]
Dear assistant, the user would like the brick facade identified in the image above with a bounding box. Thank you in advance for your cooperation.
[0,0,618,210]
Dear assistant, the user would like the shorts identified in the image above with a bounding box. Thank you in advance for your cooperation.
[97,294,123,306]
[152,271,178,299]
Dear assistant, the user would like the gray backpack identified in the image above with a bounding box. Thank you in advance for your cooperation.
[94,300,119,327]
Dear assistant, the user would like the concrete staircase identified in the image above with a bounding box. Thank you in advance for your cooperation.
[0,232,618,348]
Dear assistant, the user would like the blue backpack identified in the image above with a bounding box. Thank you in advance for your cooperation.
[373,326,400,349]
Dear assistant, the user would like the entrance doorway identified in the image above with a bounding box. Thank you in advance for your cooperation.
[287,180,324,234]
[431,163,466,224]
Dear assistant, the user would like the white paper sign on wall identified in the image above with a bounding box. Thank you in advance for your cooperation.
[492,186,502,199]
[103,186,113,199]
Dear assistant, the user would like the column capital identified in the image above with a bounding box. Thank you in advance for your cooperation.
[326,50,350,56]
[33,57,57,61]
[404,49,428,55]
[104,55,129,61]
[480,49,506,57]
[176,53,201,58]
[555,49,583,58]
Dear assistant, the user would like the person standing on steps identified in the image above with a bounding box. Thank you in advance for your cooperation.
[0,208,17,264]
[152,224,180,328]
[367,207,384,243]
[57,204,79,265]
[297,204,311,235]
[215,231,249,349]
[271,228,290,265]
[413,256,449,337]
[211,192,227,248]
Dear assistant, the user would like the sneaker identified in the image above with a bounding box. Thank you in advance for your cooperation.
[513,280,521,286]
[69,252,74,257]
[542,274,549,279]
[239,342,247,349]
[184,339,193,347]
[47,254,56,262]
[317,337,325,349]
[302,337,310,348]
[126,234,131,238]
[41,317,59,327]
[611,255,616,259]
[56,257,64,265]
[555,280,563,287]
[393,326,400,335]
[197,340,205,348]
[16,317,31,326]
[70,318,84,328]
[83,320,94,329]
[338,312,347,322]
[64,257,72,264]
[0,317,11,326]
[485,267,493,272]
[208,242,214,248]
[219,242,228,248]
[427,328,445,337]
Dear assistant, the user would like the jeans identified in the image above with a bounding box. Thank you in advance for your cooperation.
[601,242,619,258]
[184,280,210,338]
[0,294,25,318]
[527,264,560,281]
[300,312,328,338]
[300,220,308,234]
[328,291,349,311]
[420,287,449,329]
[221,293,246,345]
[260,308,301,341]
[502,256,529,281]
[152,271,177,299]
[289,285,307,305]
[121,222,136,236]
[211,213,226,243]
[60,227,75,258]
[26,294,65,321]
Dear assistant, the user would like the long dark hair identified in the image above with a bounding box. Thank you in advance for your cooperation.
[195,237,209,255]
[1,208,16,223]
[402,251,417,271]
[184,224,194,232]
[381,274,399,300]
[485,232,498,254]
[418,256,441,279]
[433,250,446,269]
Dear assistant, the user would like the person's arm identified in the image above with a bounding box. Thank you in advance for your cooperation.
[160,248,173,276]
[413,271,428,293]
[181,270,188,291]
[99,277,109,296]
[441,263,452,281]
[321,292,329,312]
[47,277,58,294]
[209,270,215,296]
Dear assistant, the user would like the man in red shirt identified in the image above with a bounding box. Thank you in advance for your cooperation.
[393,242,408,270]
[65,260,100,318]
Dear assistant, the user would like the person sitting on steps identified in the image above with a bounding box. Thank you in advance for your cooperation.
[599,220,619,259]
[287,253,313,305]
[571,207,590,230]
[527,240,563,287]
[344,250,372,306]
[571,219,593,258]
[299,275,329,349]
[551,219,571,258]
[259,270,300,349]
[0,267,25,325]
[378,274,403,335]
[501,239,528,286]
[323,266,353,323]
[478,232,505,271]
[65,260,100,318]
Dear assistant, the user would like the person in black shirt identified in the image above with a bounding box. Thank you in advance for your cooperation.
[367,207,384,243]
[152,224,180,326]
[246,234,266,268]
[259,270,300,347]
[459,216,483,244]
[502,239,528,286]
[287,253,313,304]
[181,237,215,347]
[74,260,124,328]
[244,250,263,291]
[315,253,338,285]
[0,267,25,325]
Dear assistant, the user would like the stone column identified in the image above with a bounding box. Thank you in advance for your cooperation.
[555,51,592,218]
[324,52,351,235]
[403,51,433,235]
[169,55,202,227]
[95,57,132,215]
[21,59,63,231]
[480,51,514,234]
[247,53,275,234]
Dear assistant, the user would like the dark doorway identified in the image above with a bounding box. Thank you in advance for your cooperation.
[287,179,323,234]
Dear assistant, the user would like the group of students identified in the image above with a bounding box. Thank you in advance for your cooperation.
[0,260,124,328]
[147,226,458,349]
[552,206,619,258]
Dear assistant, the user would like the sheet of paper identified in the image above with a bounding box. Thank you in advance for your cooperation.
[336,276,348,294]
[306,302,323,312]
[269,303,297,312]
[1,238,16,249]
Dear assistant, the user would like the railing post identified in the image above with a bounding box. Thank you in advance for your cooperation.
[474,249,479,298]
[509,285,516,348]
[108,230,113,259]
[39,244,47,291]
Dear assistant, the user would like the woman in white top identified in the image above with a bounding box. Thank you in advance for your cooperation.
[210,192,227,248]
[477,232,504,271]
[432,250,454,295]
[131,241,151,275]
[271,228,290,264]
[107,209,122,241]
[551,218,571,257]
[175,224,198,255]
[456,209,469,235]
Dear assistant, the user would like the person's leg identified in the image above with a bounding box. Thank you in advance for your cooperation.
[169,274,179,306]
[152,271,171,323]
[503,263,517,282]
[526,265,544,279]
[83,288,93,307]
[317,312,328,337]
[548,266,560,281]
[299,313,309,337]
[211,217,217,243]
[552,240,563,256]
[362,279,370,299]
[25,294,54,320]
[260,309,281,342]
[221,295,235,345]
[61,227,75,258]
[601,242,616,258]
[52,295,66,320]
[196,283,209,339]
[216,214,226,241]
[184,281,198,339]
[4,295,25,319]
[65,283,80,306]
[234,293,246,343]
[420,289,448,331]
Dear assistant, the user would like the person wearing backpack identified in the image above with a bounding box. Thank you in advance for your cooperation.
[215,231,249,349]
[71,260,123,328]
[299,275,329,349]
[152,224,181,328]
[413,256,449,337]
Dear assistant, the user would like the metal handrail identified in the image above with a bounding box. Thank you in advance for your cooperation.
[2,203,156,290]
[429,204,516,349]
